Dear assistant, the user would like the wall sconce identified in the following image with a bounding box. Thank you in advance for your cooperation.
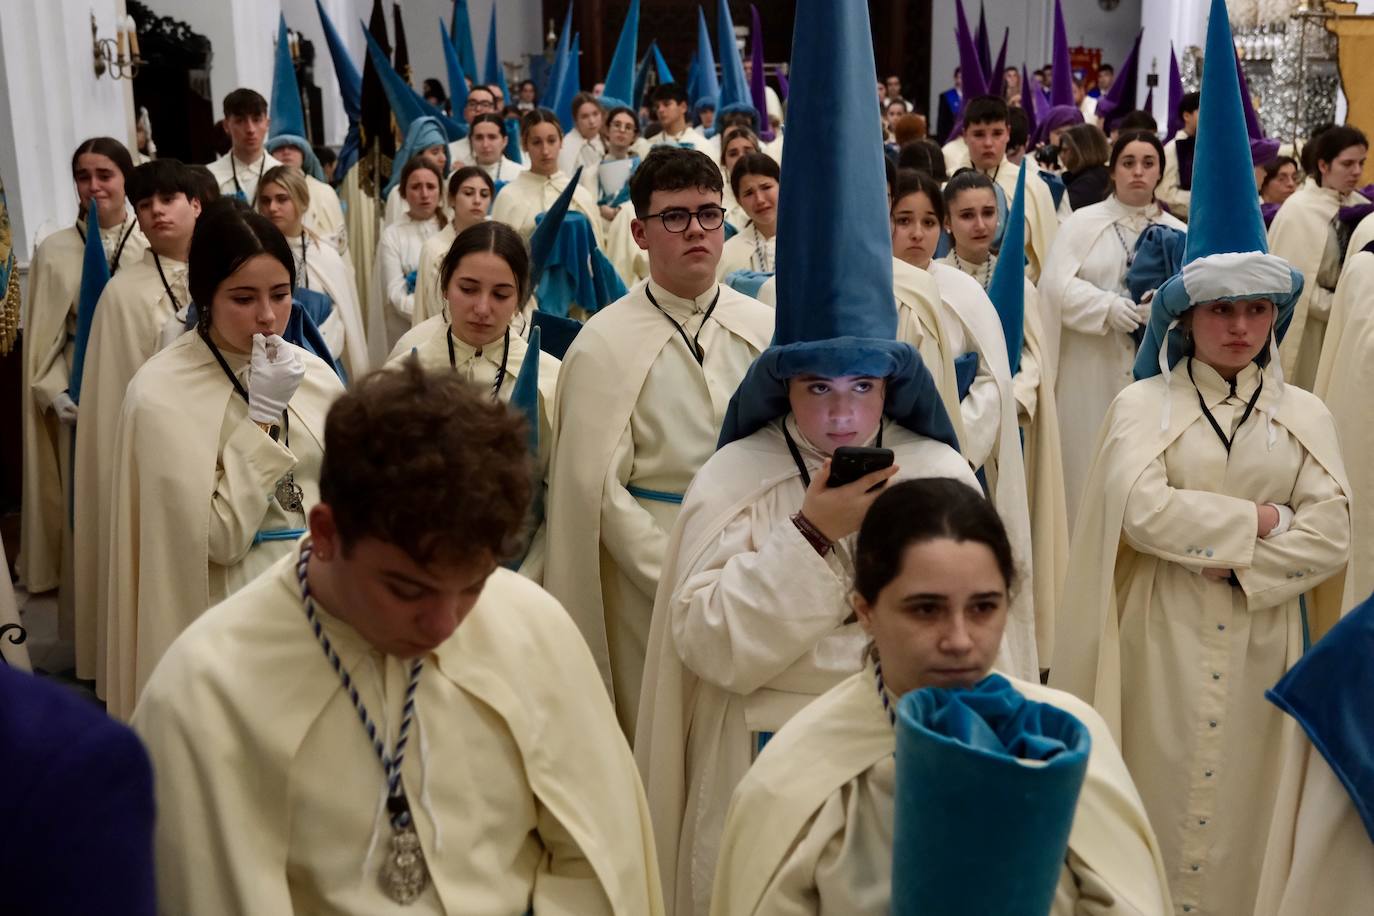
[92,12,142,80]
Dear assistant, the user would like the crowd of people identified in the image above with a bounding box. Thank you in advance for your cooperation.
[3,0,1372,913]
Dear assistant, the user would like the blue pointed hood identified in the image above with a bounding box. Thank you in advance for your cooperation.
[600,0,640,110]
[555,33,582,129]
[440,19,470,117]
[484,5,510,103]
[511,326,542,457]
[988,161,1026,373]
[1094,29,1142,132]
[1135,0,1301,382]
[652,42,673,84]
[716,0,757,126]
[692,6,721,112]
[749,5,775,141]
[315,0,361,120]
[529,166,582,290]
[718,0,958,451]
[450,0,479,85]
[384,116,450,198]
[362,25,466,142]
[68,205,112,404]
[528,166,628,317]
[268,16,325,181]
[1050,0,1075,108]
[544,5,574,130]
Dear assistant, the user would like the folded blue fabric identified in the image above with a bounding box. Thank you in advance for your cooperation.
[530,210,628,318]
[723,268,773,300]
[892,673,1091,916]
[1126,223,1185,304]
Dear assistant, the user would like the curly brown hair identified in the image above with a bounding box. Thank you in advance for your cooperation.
[319,357,533,566]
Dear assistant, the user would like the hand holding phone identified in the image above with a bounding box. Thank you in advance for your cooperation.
[827,446,896,489]
[801,451,901,543]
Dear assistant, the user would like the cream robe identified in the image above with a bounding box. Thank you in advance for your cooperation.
[940,252,1070,662]
[104,332,343,718]
[1313,248,1374,601]
[339,168,382,364]
[70,250,188,685]
[384,185,456,228]
[375,214,442,352]
[412,223,458,328]
[987,159,1061,283]
[604,204,650,287]
[19,218,146,594]
[1039,196,1185,527]
[131,548,665,915]
[890,258,963,433]
[478,155,529,187]
[388,317,559,582]
[206,150,282,203]
[635,420,980,916]
[715,224,775,280]
[1158,135,1192,221]
[490,170,606,249]
[304,175,348,254]
[544,279,774,738]
[559,131,605,195]
[1253,720,1374,916]
[288,232,369,381]
[1050,361,1352,916]
[712,665,1172,916]
[1266,179,1368,390]
[651,126,710,153]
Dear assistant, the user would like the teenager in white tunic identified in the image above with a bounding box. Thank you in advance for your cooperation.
[389,222,558,582]
[105,202,345,718]
[1052,13,1352,911]
[71,160,200,691]
[491,109,605,246]
[467,113,527,190]
[131,361,664,915]
[376,159,445,350]
[713,478,1170,916]
[257,166,368,382]
[559,92,608,195]
[1266,125,1370,390]
[600,106,649,285]
[413,167,496,327]
[544,148,775,739]
[634,11,1008,908]
[445,85,497,167]
[650,84,710,152]
[939,165,1070,665]
[1039,129,1185,526]
[206,89,282,204]
[716,152,777,279]
[19,138,146,603]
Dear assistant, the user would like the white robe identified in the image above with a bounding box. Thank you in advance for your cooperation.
[651,126,710,153]
[374,215,442,352]
[633,418,981,916]
[412,223,458,328]
[287,232,369,382]
[489,170,605,249]
[387,317,559,583]
[1158,133,1192,221]
[206,150,282,204]
[304,175,348,255]
[70,250,188,686]
[477,156,528,187]
[104,332,344,718]
[1038,195,1185,527]
[712,665,1172,916]
[543,279,774,738]
[19,218,145,595]
[559,131,606,195]
[715,224,775,280]
[131,547,666,915]
[1050,361,1352,916]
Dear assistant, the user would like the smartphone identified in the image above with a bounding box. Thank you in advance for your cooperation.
[827,446,895,489]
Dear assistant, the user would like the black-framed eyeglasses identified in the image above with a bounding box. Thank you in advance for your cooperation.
[642,206,727,233]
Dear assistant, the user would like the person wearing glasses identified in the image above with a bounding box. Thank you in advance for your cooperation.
[446,85,499,167]
[600,106,651,286]
[545,147,775,740]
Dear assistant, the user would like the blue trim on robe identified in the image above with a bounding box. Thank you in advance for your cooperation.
[1267,593,1374,845]
[626,485,684,505]
[253,528,306,545]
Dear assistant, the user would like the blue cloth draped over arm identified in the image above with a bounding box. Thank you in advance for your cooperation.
[530,210,627,318]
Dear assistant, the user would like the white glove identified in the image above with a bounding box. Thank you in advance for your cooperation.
[247,333,305,425]
[1107,297,1145,334]
[52,391,78,425]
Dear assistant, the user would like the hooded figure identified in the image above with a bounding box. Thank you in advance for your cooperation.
[265,15,348,254]
[1051,3,1353,913]
[631,2,1009,912]
[598,0,640,111]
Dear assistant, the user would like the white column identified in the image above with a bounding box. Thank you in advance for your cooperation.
[0,0,133,263]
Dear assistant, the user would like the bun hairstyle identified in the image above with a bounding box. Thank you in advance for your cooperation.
[188,199,295,330]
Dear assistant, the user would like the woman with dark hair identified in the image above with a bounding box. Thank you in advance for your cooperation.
[468,112,528,188]
[1267,124,1370,389]
[717,152,779,278]
[491,108,604,247]
[104,200,344,717]
[257,165,367,380]
[712,478,1170,914]
[517,77,539,110]
[388,222,559,581]
[559,91,607,193]
[375,157,447,349]
[1058,123,1112,210]
[412,166,496,327]
[718,126,762,229]
[1039,128,1185,525]
[20,137,148,603]
[895,138,949,183]
[1258,155,1299,212]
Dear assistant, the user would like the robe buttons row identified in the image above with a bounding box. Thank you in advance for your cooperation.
[1285,570,1306,579]
[1185,546,1216,557]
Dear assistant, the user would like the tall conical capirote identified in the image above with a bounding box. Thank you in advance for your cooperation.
[1050,0,1074,107]
[716,0,757,124]
[600,0,640,109]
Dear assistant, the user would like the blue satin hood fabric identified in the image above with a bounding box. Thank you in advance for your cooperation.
[1126,224,1185,304]
[722,268,773,300]
[68,206,112,404]
[1267,593,1374,845]
[384,117,449,199]
[265,135,325,182]
[891,673,1092,915]
[530,211,627,318]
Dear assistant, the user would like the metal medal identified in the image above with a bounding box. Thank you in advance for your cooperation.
[275,472,305,513]
[378,815,430,903]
